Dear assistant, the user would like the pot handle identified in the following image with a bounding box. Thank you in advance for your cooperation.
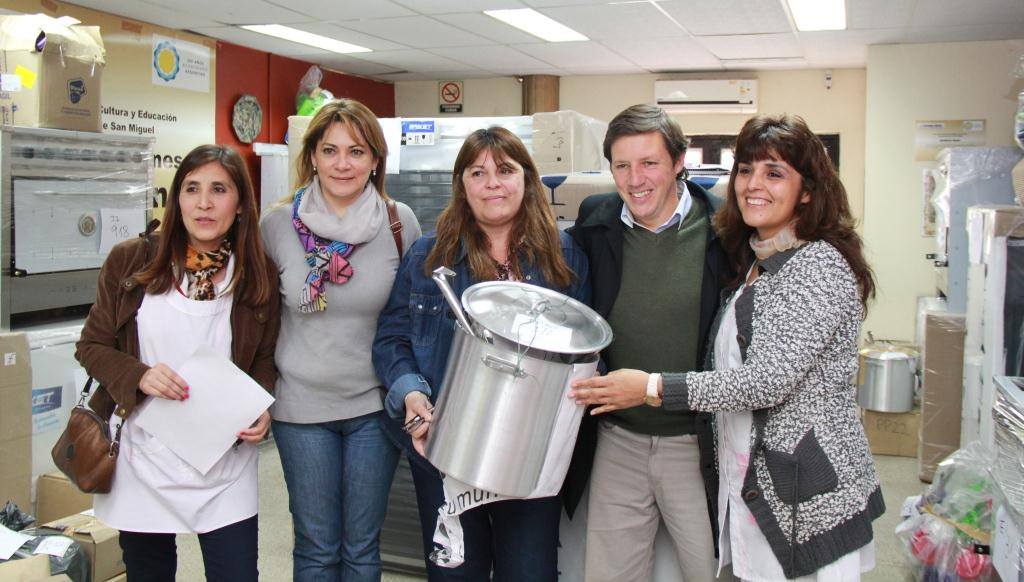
[482,354,526,378]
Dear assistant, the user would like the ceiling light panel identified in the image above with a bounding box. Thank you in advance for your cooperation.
[288,22,408,51]
[786,0,847,32]
[484,9,589,42]
[433,13,545,44]
[241,25,371,53]
[539,3,682,40]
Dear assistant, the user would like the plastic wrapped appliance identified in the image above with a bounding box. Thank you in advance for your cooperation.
[931,147,1021,313]
[963,206,1024,447]
[0,126,153,328]
[993,377,1024,518]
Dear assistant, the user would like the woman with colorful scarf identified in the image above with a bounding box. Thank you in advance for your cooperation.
[260,98,421,581]
[76,144,280,581]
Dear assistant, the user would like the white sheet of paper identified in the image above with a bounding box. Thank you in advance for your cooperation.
[133,347,274,474]
[380,117,402,175]
[33,535,74,557]
[0,524,32,560]
[511,313,573,353]
[99,207,146,255]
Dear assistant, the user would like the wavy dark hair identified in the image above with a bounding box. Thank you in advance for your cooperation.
[425,126,573,289]
[134,145,273,306]
[716,114,875,309]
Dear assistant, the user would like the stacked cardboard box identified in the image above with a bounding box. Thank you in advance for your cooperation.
[0,333,31,511]
[919,312,967,482]
[862,408,921,457]
[35,472,92,525]
[40,513,124,582]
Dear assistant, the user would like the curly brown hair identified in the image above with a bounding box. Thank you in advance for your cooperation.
[716,114,875,308]
[425,127,573,289]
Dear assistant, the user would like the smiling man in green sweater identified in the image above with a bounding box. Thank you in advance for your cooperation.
[564,104,730,582]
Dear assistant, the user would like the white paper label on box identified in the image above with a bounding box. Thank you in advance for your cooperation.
[0,73,21,92]
[0,524,32,560]
[511,314,573,353]
[33,535,74,557]
[99,208,146,255]
[3,352,14,366]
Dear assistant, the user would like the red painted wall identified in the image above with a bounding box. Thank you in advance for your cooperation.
[215,42,395,200]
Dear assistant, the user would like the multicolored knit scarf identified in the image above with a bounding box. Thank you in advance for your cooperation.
[184,239,232,301]
[293,186,355,313]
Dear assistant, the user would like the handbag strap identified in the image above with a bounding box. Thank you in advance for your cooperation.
[386,199,404,260]
[78,376,124,452]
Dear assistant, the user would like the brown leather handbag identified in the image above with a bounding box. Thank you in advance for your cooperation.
[51,377,123,494]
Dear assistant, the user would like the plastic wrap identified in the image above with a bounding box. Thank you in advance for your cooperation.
[963,206,1024,447]
[0,529,89,582]
[896,443,997,581]
[532,110,609,175]
[993,377,1024,516]
[0,500,34,531]
[918,302,966,483]
[295,65,333,117]
[932,147,1021,312]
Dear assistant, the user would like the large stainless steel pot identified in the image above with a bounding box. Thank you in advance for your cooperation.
[856,342,918,413]
[424,278,612,496]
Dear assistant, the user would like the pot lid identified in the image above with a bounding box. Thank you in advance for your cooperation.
[461,281,613,355]
[859,344,917,360]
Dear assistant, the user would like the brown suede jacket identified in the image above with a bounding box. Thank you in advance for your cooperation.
[75,234,281,421]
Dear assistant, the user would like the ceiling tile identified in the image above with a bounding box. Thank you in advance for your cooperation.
[847,0,915,31]
[798,29,904,65]
[296,54,405,76]
[290,22,409,51]
[433,12,545,44]
[522,0,611,6]
[514,41,634,68]
[560,66,654,75]
[601,36,722,70]
[538,3,682,40]
[391,0,529,14]
[380,70,496,81]
[349,49,481,72]
[147,0,307,25]
[63,0,219,29]
[276,0,415,19]
[189,25,331,56]
[660,0,791,36]
[903,22,1024,43]
[490,66,564,75]
[697,33,802,60]
[721,57,807,70]
[910,0,1024,28]
[428,45,554,70]
[344,16,492,48]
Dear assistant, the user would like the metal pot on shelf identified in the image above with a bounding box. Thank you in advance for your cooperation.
[856,336,918,413]
[425,267,612,497]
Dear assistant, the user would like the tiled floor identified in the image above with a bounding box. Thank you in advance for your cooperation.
[176,444,924,581]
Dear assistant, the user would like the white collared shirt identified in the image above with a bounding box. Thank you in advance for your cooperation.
[619,180,693,233]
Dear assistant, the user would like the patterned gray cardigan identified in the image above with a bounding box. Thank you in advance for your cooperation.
[662,240,884,579]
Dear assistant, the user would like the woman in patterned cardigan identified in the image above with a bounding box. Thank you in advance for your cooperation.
[571,114,883,581]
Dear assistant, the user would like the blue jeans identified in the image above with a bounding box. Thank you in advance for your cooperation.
[274,412,400,582]
[381,415,561,582]
[119,515,258,582]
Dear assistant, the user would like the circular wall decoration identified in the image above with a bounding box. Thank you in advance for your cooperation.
[232,94,263,144]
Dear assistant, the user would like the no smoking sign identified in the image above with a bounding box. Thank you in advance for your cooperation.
[439,80,463,114]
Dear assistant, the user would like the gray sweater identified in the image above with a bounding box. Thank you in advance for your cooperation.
[663,241,884,578]
[260,201,421,423]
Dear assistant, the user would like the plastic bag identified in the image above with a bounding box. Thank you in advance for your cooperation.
[295,65,334,116]
[896,443,997,581]
[0,500,35,531]
[1013,55,1023,151]
[0,529,89,582]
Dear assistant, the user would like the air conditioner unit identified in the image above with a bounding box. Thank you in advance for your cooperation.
[654,79,758,114]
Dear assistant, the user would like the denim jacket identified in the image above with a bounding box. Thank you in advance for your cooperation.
[372,231,591,419]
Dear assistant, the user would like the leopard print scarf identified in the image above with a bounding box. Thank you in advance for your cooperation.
[184,240,232,300]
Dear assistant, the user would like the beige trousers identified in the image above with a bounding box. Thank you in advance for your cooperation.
[585,420,719,582]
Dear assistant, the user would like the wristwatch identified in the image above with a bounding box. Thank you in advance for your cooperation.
[644,373,663,407]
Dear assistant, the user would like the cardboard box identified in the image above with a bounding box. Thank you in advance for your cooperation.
[0,554,50,581]
[0,14,105,131]
[35,472,92,526]
[0,332,32,511]
[862,408,921,457]
[41,513,124,582]
[919,312,966,482]
[105,574,127,582]
[541,172,616,221]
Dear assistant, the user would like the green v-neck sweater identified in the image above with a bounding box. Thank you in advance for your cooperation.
[605,196,709,436]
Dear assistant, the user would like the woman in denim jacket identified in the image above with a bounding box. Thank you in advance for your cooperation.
[373,126,589,581]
